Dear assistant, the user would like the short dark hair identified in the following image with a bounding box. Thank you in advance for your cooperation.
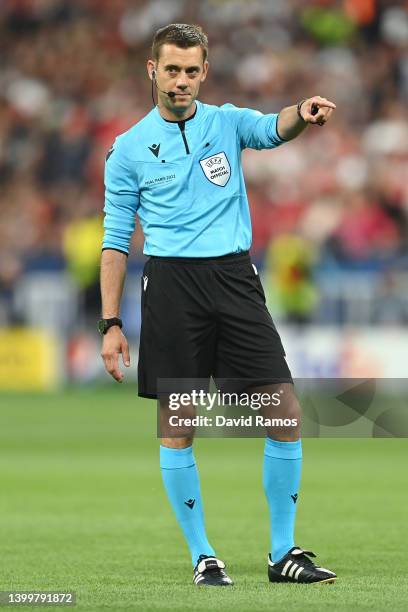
[152,23,208,62]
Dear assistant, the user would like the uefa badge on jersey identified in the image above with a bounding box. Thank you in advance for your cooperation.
[199,151,231,187]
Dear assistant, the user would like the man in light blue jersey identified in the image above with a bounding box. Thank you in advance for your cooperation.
[100,23,337,587]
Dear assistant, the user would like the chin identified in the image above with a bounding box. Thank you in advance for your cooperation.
[172,100,194,111]
[174,98,192,106]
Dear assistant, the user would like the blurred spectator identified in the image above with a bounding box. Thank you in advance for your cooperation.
[266,234,318,325]
[0,0,407,325]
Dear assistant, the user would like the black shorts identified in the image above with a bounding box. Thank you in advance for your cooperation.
[137,251,292,399]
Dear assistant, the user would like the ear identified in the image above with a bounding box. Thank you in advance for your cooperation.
[201,60,209,83]
[147,59,156,81]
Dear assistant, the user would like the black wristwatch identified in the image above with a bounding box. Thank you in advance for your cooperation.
[98,317,123,335]
[297,99,307,122]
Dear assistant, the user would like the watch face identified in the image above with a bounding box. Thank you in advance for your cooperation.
[98,320,106,335]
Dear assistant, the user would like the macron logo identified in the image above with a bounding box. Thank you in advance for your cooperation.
[184,498,195,509]
[143,276,148,291]
[148,143,161,158]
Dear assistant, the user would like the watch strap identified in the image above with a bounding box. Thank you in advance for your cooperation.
[297,99,307,122]
[98,317,123,335]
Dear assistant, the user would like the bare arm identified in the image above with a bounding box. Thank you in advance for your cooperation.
[277,96,336,141]
[100,248,130,382]
[101,248,128,317]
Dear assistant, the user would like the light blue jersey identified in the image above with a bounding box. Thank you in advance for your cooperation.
[103,100,285,257]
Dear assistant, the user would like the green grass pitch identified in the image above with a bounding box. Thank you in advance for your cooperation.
[0,385,407,611]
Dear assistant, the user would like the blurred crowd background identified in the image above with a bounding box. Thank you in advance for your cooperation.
[1,0,408,387]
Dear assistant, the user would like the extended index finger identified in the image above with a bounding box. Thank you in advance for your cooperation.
[313,97,336,109]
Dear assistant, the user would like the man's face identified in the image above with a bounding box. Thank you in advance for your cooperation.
[148,44,209,116]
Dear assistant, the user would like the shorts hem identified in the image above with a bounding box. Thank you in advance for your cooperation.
[237,377,294,387]
[137,377,293,400]
[138,391,158,399]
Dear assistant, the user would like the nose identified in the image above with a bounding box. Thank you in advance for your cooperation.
[175,71,188,90]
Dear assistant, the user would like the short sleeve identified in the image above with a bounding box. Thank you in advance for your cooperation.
[102,138,139,254]
[220,103,285,151]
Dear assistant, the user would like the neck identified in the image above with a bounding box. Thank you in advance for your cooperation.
[158,101,197,122]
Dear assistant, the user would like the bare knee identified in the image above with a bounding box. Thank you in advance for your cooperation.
[249,382,302,441]
[159,398,196,445]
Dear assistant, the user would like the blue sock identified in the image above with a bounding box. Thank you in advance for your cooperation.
[160,445,215,566]
[263,437,302,562]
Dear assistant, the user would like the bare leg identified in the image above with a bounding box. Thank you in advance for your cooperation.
[246,382,301,441]
[159,397,195,448]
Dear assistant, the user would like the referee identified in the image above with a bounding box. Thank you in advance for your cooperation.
[100,23,337,587]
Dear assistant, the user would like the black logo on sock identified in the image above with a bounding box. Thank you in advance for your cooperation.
[184,498,195,509]
[291,493,298,504]
[148,143,161,158]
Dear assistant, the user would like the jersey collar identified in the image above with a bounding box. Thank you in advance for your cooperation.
[153,100,203,129]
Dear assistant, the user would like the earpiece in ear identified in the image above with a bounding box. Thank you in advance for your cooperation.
[152,69,156,80]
